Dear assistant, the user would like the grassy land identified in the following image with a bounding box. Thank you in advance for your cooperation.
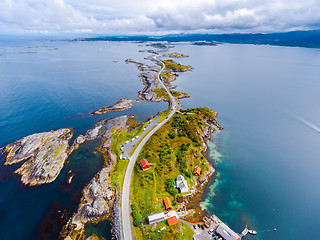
[130,107,217,239]
[162,60,192,72]
[163,52,188,58]
[153,88,169,99]
[153,88,190,100]
[160,73,176,82]
[111,159,129,190]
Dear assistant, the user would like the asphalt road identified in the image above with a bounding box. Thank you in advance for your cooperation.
[121,54,178,240]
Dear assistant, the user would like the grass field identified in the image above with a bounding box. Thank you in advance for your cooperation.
[130,107,217,239]
[162,59,192,72]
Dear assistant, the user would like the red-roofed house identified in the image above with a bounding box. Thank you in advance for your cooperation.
[140,158,150,170]
[193,166,201,176]
[167,216,178,226]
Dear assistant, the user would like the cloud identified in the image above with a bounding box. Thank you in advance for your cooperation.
[0,0,319,34]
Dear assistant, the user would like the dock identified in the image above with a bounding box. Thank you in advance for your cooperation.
[241,227,249,237]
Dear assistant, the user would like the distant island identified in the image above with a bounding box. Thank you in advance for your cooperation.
[76,30,320,49]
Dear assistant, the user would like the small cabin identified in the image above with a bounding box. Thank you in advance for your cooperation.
[193,166,201,176]
[140,158,150,170]
[163,197,173,210]
[167,216,178,226]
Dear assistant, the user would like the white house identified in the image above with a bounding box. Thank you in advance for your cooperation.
[175,175,189,193]
[148,212,165,225]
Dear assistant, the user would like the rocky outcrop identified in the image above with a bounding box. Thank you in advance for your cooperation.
[69,116,128,154]
[71,166,116,230]
[62,115,129,239]
[91,98,137,115]
[2,128,73,186]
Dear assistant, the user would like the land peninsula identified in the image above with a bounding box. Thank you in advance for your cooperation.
[1,44,222,240]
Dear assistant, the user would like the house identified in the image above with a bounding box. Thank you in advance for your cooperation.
[175,175,189,193]
[216,223,241,240]
[193,166,201,176]
[148,212,165,225]
[167,216,178,226]
[163,197,173,210]
[140,158,150,170]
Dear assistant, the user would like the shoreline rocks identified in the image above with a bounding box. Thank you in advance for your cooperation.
[62,115,129,239]
[91,98,137,115]
[2,128,73,186]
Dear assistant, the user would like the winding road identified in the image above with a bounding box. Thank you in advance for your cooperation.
[121,54,178,240]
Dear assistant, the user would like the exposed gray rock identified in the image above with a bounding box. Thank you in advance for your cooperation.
[91,98,137,115]
[3,128,73,186]
[65,115,129,234]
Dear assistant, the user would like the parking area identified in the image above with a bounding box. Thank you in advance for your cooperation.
[192,223,221,240]
[120,117,162,160]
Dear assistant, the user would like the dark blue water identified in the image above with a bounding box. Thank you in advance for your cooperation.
[173,43,320,240]
[0,40,167,239]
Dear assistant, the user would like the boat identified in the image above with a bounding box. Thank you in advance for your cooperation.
[248,229,257,235]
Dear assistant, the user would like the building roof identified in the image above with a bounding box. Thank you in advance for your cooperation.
[148,212,165,224]
[167,216,178,226]
[193,166,201,175]
[176,175,189,193]
[140,158,150,169]
[216,223,240,240]
[163,197,172,210]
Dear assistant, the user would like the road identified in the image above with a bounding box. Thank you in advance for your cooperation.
[121,54,178,240]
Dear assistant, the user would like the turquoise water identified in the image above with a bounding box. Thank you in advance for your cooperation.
[173,43,320,239]
[1,40,320,240]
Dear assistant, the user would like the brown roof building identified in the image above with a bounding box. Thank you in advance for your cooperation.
[163,197,173,210]
[193,166,201,176]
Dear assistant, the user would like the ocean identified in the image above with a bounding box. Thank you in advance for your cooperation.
[0,39,320,239]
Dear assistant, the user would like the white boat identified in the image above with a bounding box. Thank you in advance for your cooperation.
[248,230,257,235]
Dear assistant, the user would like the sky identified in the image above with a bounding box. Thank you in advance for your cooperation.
[1,0,320,35]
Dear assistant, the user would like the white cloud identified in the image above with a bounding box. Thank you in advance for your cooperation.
[0,0,319,34]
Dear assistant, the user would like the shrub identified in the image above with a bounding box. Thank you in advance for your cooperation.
[165,178,175,189]
[133,212,142,227]
[167,188,179,196]
[131,202,142,227]
[131,202,138,212]
[168,132,176,139]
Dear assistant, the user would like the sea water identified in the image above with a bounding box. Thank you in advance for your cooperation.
[173,43,320,240]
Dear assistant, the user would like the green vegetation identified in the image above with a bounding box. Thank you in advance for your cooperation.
[170,91,190,99]
[160,73,175,82]
[153,88,189,100]
[163,52,188,58]
[131,107,217,239]
[162,60,192,72]
[154,88,169,99]
[133,220,194,240]
[132,202,143,227]
[111,159,128,189]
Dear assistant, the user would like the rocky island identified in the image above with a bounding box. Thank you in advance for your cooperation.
[2,128,73,186]
[126,56,191,103]
[91,98,137,115]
